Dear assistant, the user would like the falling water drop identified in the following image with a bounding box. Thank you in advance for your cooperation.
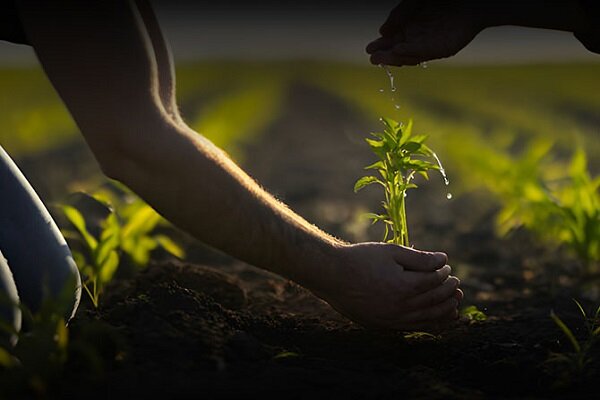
[378,88,384,93]
[433,152,453,200]
[380,64,397,93]
[421,62,429,69]
[394,104,401,110]
[432,152,450,186]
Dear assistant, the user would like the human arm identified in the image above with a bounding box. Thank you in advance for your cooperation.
[15,0,461,329]
[367,0,596,66]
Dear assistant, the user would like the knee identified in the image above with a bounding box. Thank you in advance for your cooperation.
[0,252,21,344]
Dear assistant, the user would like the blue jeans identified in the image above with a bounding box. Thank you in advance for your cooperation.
[0,145,81,336]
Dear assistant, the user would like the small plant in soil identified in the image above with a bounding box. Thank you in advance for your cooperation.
[0,289,71,397]
[354,117,441,246]
[472,141,600,275]
[61,189,185,307]
[546,299,600,385]
[461,305,488,322]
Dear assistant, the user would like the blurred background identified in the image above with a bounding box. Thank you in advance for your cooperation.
[0,1,598,279]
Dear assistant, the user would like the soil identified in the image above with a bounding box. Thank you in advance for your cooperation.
[9,84,600,399]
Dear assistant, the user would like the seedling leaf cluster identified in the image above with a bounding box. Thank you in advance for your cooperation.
[61,187,185,307]
[355,117,440,246]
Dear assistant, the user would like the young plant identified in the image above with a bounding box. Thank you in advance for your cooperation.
[547,299,600,382]
[461,305,488,322]
[0,283,74,398]
[62,188,185,307]
[491,145,599,274]
[354,117,441,246]
[62,204,119,308]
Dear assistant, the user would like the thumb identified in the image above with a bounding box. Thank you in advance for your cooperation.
[389,245,447,271]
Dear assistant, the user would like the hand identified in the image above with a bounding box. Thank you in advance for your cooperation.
[312,242,463,330]
[367,0,486,66]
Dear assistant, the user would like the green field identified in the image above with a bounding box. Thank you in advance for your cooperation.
[1,61,598,195]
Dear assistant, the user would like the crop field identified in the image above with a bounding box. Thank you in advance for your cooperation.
[0,61,599,398]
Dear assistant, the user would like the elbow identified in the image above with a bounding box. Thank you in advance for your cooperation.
[94,142,132,182]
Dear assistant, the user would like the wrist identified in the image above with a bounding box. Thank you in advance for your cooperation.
[281,233,346,295]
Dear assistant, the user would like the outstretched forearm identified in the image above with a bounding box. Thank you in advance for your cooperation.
[113,119,343,290]
[16,0,341,291]
[17,0,463,329]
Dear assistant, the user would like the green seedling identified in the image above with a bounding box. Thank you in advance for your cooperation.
[355,117,441,246]
[62,204,119,308]
[547,299,600,383]
[496,146,599,274]
[62,189,185,307]
[0,283,74,398]
[91,184,185,267]
[461,305,488,322]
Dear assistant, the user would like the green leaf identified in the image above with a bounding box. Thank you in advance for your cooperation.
[379,117,398,132]
[410,134,428,144]
[62,205,97,250]
[0,347,15,367]
[93,232,120,270]
[573,298,587,319]
[154,234,186,258]
[99,250,119,284]
[55,319,69,350]
[71,251,87,271]
[129,236,159,266]
[364,160,385,170]
[363,213,386,225]
[354,176,382,192]
[399,119,413,146]
[461,305,487,321]
[402,141,422,153]
[122,205,161,238]
[551,310,581,353]
[365,138,384,149]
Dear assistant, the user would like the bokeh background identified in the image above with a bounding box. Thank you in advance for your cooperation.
[1,1,598,264]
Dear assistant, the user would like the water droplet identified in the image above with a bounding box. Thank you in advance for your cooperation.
[394,104,401,109]
[432,152,450,186]
[378,88,384,93]
[420,62,428,69]
[380,64,397,93]
[446,193,453,200]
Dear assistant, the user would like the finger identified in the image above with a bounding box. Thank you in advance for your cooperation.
[404,265,452,293]
[366,36,394,54]
[403,276,460,310]
[454,288,464,303]
[388,244,447,272]
[399,297,459,323]
[370,51,422,66]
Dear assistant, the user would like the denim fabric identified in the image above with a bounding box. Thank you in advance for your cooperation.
[0,145,80,322]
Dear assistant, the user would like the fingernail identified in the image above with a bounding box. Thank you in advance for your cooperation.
[434,252,448,265]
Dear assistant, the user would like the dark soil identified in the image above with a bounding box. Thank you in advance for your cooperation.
[10,84,600,399]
